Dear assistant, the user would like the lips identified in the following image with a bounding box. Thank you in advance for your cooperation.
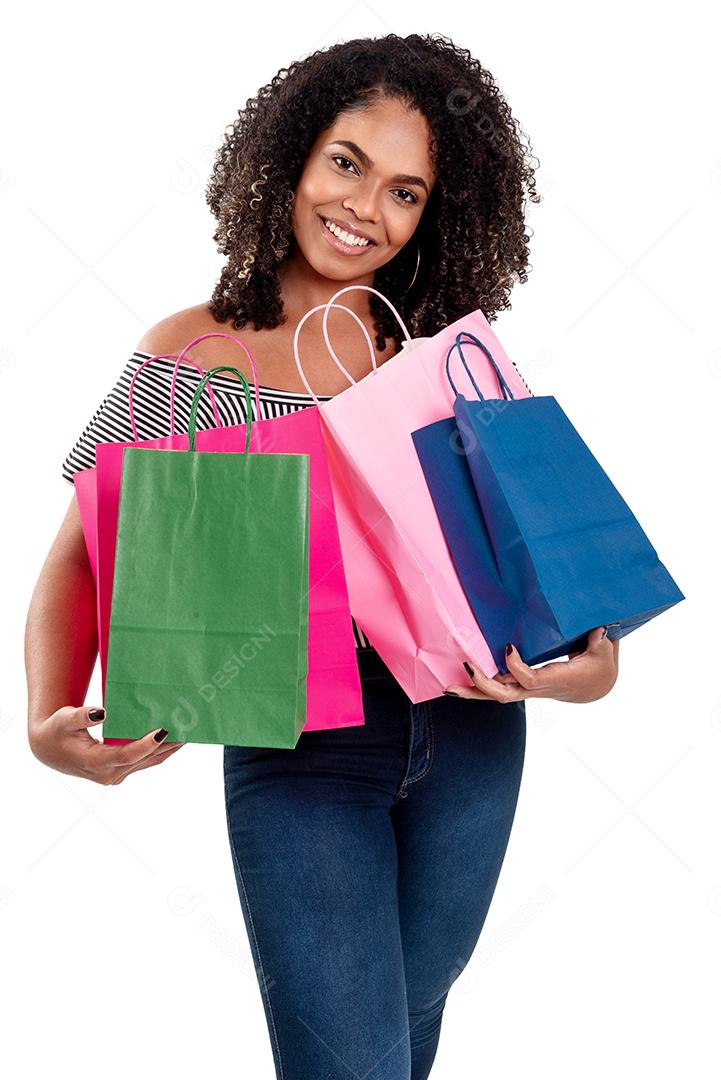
[317,213,377,256]
[322,215,376,245]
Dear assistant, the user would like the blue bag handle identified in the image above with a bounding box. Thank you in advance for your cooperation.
[445,331,515,402]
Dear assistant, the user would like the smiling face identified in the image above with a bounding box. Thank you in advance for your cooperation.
[290,95,437,281]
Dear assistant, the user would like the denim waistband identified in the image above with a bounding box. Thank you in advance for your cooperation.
[355,647,395,681]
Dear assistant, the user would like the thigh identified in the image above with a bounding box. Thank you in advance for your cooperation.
[222,670,414,1079]
[392,694,527,1012]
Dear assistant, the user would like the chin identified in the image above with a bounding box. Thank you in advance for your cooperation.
[306,249,368,281]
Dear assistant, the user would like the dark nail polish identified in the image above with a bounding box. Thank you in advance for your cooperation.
[88,708,105,720]
[463,661,474,677]
[154,728,169,742]
[443,690,459,697]
[505,642,513,656]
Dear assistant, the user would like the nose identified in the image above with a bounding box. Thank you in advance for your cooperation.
[343,180,382,223]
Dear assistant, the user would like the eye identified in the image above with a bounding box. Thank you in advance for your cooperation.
[392,189,418,205]
[331,154,358,175]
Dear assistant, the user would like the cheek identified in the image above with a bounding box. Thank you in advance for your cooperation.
[295,166,337,212]
[386,213,421,249]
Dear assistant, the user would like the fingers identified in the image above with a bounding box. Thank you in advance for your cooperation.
[444,627,619,705]
[105,742,186,784]
[62,705,173,752]
[97,729,185,770]
[70,708,185,780]
[445,657,528,702]
[90,734,185,785]
[97,724,180,762]
[445,685,497,700]
[503,644,543,692]
[586,626,609,650]
[86,706,107,726]
[52,704,108,733]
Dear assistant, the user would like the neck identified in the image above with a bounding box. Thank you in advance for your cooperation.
[277,247,376,324]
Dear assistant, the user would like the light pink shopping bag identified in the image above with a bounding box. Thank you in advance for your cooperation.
[293,287,533,702]
[76,332,364,741]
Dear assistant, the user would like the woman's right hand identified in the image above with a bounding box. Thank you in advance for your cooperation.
[29,706,185,785]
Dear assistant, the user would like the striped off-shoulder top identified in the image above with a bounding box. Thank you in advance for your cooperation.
[60,349,381,649]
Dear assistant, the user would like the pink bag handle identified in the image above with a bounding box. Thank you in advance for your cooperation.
[293,303,374,407]
[293,285,413,406]
[322,285,413,367]
[169,333,262,434]
[128,353,223,440]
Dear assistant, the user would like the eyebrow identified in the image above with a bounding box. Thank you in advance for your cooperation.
[327,140,430,196]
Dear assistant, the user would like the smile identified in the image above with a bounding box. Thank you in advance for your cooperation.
[317,214,377,256]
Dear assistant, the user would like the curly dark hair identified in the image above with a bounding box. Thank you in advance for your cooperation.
[205,32,541,352]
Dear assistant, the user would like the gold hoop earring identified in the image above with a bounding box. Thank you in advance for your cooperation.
[405,238,421,295]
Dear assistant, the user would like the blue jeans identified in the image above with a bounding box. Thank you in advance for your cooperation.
[223,647,526,1079]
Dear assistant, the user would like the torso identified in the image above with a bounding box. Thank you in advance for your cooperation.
[154,302,400,398]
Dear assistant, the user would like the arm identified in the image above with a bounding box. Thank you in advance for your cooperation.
[27,316,210,779]
[25,488,184,783]
[25,494,99,735]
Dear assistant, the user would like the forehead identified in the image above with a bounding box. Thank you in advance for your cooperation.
[316,99,436,184]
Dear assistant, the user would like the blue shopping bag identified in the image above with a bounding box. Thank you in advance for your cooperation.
[411,331,685,674]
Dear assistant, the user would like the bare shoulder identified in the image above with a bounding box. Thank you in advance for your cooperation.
[134,301,278,385]
[135,302,227,356]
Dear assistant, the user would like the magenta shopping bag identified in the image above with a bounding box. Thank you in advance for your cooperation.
[74,349,221,673]
[293,287,534,702]
[76,332,364,741]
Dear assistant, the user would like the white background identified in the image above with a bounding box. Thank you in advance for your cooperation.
[2,1,719,1076]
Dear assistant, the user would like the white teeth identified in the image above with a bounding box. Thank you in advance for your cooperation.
[323,218,370,247]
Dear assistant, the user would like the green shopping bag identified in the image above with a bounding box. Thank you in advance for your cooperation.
[102,365,311,748]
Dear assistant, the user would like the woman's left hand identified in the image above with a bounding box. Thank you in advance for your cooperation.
[445,626,619,704]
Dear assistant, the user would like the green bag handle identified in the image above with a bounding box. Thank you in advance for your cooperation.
[188,365,254,454]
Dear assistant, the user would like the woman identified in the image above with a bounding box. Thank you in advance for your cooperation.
[25,33,619,1079]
